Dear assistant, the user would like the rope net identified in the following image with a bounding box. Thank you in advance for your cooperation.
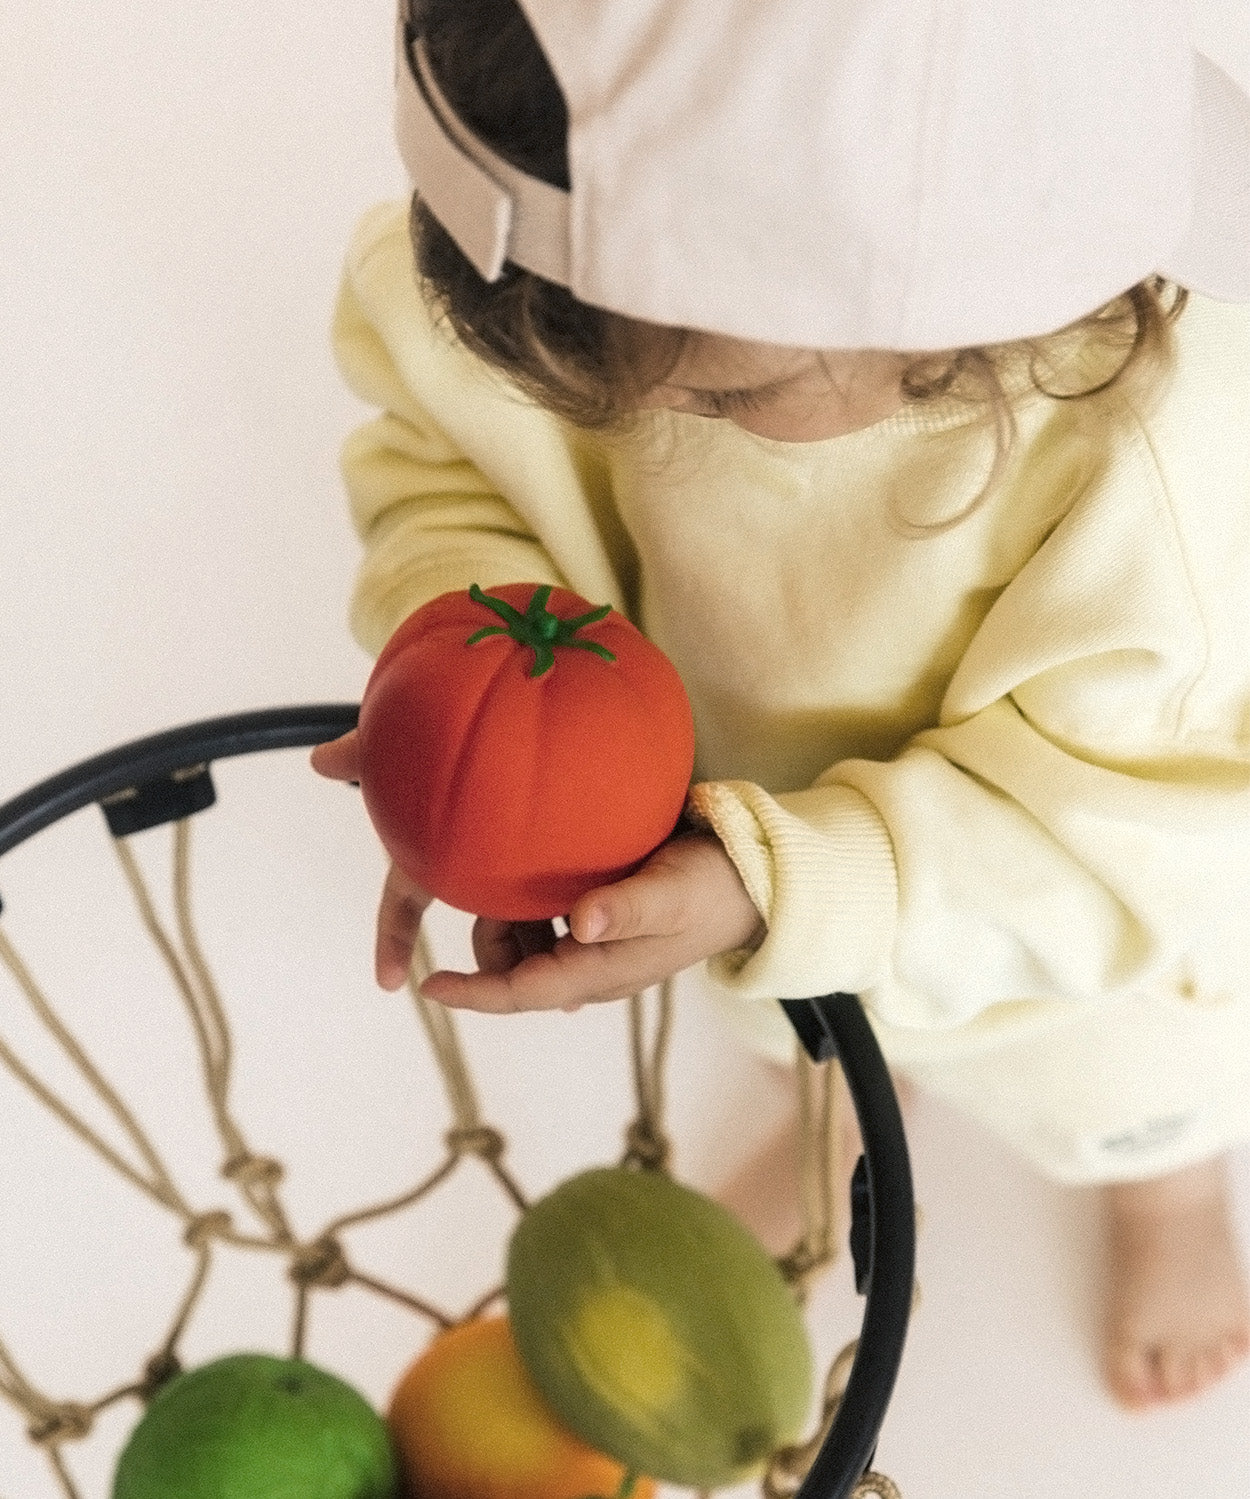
[0,812,900,1499]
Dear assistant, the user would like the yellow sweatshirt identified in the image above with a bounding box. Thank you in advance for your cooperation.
[333,201,1250,1182]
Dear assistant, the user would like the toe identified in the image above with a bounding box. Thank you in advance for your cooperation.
[1105,1342,1157,1408]
[1217,1331,1250,1379]
[1189,1346,1224,1396]
[1158,1346,1200,1402]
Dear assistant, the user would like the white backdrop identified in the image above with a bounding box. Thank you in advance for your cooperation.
[1,2,1248,1496]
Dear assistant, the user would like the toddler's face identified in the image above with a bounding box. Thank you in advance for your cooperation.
[637,333,908,442]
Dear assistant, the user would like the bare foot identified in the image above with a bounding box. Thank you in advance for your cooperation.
[1102,1156,1250,1408]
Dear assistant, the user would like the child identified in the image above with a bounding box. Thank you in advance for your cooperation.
[312,0,1250,1409]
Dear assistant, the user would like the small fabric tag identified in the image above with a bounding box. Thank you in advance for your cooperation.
[1094,1113,1193,1159]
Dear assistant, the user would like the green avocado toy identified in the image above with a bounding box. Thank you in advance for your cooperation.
[506,1166,814,1490]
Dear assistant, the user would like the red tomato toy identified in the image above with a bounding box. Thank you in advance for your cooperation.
[357,583,696,920]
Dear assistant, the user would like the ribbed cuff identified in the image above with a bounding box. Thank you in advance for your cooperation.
[687,780,899,1000]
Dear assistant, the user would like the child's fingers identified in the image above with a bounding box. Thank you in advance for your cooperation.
[471,917,560,974]
[310,731,362,783]
[419,932,678,1012]
[374,863,433,990]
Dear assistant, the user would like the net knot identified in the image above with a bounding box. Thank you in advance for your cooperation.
[139,1350,182,1401]
[222,1151,284,1190]
[763,1441,813,1499]
[445,1124,505,1162]
[288,1235,351,1290]
[622,1120,671,1170]
[762,1340,861,1499]
[776,1238,836,1294]
[852,1475,903,1499]
[184,1209,233,1251]
[767,1461,900,1499]
[28,1403,93,1447]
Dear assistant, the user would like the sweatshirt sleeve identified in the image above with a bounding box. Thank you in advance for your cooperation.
[690,391,1250,1031]
[332,202,634,655]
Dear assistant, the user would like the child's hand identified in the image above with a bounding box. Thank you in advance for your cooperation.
[312,731,436,989]
[313,732,764,1006]
[422,832,765,1013]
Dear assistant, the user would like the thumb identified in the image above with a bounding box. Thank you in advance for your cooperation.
[310,730,361,783]
[567,858,681,946]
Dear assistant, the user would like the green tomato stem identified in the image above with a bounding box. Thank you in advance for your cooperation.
[465,583,617,678]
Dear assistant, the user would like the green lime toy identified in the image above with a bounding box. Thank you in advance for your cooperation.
[112,1353,398,1499]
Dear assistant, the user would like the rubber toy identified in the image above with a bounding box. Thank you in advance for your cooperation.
[111,1352,398,1499]
[387,1315,655,1499]
[506,1167,814,1489]
[357,583,696,920]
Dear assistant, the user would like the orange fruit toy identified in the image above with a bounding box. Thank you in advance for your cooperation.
[387,1316,654,1499]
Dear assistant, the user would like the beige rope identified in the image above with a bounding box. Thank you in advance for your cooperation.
[160,1234,218,1360]
[0,1337,91,1499]
[336,1270,456,1331]
[172,824,292,1240]
[44,1449,82,1499]
[0,924,188,1216]
[622,983,674,1169]
[409,931,480,1128]
[292,932,535,1353]
[407,935,529,1211]
[0,905,271,1259]
[853,1473,904,1499]
[114,828,293,1245]
[321,1154,462,1241]
[461,1283,507,1322]
[0,1336,51,1422]
[778,1048,843,1297]
[0,824,482,1491]
[763,1339,858,1498]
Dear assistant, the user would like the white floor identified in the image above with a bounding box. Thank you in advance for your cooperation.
[2,2,1249,1495]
